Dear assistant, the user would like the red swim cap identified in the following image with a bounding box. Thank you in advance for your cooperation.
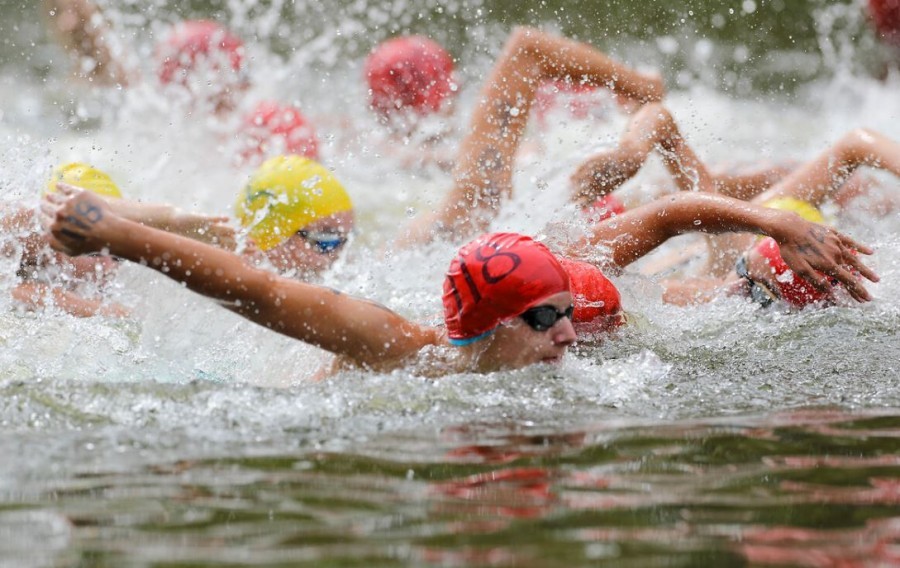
[583,194,626,223]
[156,20,246,86]
[534,79,603,127]
[752,237,833,307]
[238,100,320,166]
[556,258,624,331]
[868,0,900,46]
[365,36,456,116]
[443,233,570,344]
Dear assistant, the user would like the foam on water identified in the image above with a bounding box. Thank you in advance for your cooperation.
[1,3,900,469]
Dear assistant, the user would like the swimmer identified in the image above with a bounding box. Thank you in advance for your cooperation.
[569,103,897,308]
[46,154,352,281]
[42,184,871,375]
[43,1,246,107]
[43,0,318,156]
[4,162,235,318]
[238,100,320,166]
[868,0,900,47]
[361,35,459,172]
[365,35,457,127]
[396,26,666,246]
[232,155,354,275]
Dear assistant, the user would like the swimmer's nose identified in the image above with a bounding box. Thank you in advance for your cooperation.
[552,318,577,347]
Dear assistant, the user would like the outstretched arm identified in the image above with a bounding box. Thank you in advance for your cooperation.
[572,192,877,302]
[42,190,440,369]
[57,183,237,248]
[398,26,664,246]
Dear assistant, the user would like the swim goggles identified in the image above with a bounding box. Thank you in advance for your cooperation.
[735,254,777,308]
[520,304,575,332]
[297,230,348,254]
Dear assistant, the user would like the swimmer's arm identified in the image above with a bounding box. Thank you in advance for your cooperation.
[11,281,129,318]
[710,162,797,200]
[106,201,236,249]
[571,103,714,206]
[42,0,131,85]
[399,27,664,247]
[575,192,877,301]
[43,191,439,367]
[56,186,238,249]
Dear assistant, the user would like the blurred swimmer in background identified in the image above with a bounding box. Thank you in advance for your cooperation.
[3,162,229,317]
[42,0,319,165]
[570,103,900,308]
[393,26,665,246]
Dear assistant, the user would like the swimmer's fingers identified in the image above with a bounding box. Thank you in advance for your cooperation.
[806,246,873,302]
[788,257,832,293]
[782,244,859,301]
[55,182,87,196]
[44,230,77,256]
[38,200,58,229]
[835,230,874,255]
[842,247,880,284]
[830,229,879,284]
[830,264,872,303]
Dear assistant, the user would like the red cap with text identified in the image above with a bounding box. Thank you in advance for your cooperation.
[443,233,570,344]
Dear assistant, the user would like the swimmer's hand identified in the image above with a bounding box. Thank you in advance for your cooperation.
[771,216,879,303]
[41,187,113,257]
[164,211,236,249]
[55,182,239,250]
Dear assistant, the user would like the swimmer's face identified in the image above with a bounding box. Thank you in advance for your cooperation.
[474,291,577,372]
[264,210,355,276]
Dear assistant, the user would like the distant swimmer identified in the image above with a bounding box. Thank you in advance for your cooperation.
[42,0,319,163]
[238,100,320,166]
[42,182,872,376]
[365,35,458,125]
[4,161,239,317]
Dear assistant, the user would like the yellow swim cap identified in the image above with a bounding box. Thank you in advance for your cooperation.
[762,197,826,225]
[234,155,353,251]
[46,162,123,199]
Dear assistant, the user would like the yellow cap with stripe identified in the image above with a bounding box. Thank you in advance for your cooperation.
[234,155,353,251]
[47,162,123,199]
